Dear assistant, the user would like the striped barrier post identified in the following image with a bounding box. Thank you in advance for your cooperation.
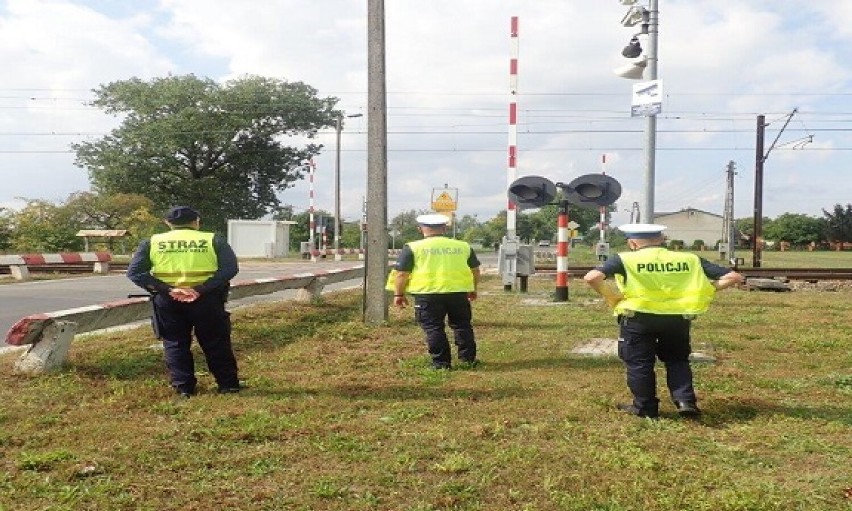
[555,203,570,301]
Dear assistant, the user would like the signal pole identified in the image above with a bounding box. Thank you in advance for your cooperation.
[721,160,736,263]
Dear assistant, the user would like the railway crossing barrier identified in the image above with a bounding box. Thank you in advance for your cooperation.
[0,252,111,281]
[4,265,366,376]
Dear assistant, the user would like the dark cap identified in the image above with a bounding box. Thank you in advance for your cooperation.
[165,206,199,224]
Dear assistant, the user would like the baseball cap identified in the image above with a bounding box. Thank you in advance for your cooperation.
[165,206,200,224]
[618,223,667,239]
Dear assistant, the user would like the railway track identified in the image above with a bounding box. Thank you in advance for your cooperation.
[2,263,852,281]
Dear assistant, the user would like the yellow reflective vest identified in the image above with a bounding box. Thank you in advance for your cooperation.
[613,247,716,316]
[149,229,218,287]
[401,236,475,294]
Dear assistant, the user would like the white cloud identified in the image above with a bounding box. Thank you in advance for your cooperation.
[0,0,850,229]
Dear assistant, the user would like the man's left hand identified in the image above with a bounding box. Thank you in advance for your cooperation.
[169,287,199,303]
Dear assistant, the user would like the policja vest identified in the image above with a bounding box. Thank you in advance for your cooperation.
[404,236,475,294]
[612,247,716,316]
[149,229,218,287]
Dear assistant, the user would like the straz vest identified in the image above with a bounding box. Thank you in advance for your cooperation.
[149,229,217,287]
[405,236,474,294]
[613,247,716,316]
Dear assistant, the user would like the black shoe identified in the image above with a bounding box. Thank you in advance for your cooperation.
[217,384,243,394]
[616,403,658,419]
[674,401,701,418]
[175,387,195,399]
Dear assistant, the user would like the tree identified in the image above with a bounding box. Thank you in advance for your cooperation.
[0,208,14,251]
[762,213,826,246]
[340,221,363,249]
[284,208,333,251]
[74,74,340,234]
[823,203,852,245]
[735,216,772,246]
[517,202,605,243]
[389,209,429,248]
[10,199,83,252]
[64,192,161,249]
[453,214,480,239]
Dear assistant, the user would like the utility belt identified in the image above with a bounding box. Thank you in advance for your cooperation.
[620,310,697,320]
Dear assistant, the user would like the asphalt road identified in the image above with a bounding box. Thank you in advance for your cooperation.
[0,259,367,346]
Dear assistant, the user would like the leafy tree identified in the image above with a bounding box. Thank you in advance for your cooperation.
[340,221,363,249]
[283,208,333,251]
[517,202,605,243]
[10,199,83,252]
[389,209,429,248]
[482,211,509,248]
[0,208,14,251]
[762,213,826,246]
[73,74,339,234]
[735,216,772,244]
[454,214,480,238]
[822,203,852,244]
[64,192,161,249]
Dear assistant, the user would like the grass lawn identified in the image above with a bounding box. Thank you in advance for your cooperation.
[1,274,850,510]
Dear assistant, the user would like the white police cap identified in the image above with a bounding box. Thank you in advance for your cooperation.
[618,223,667,239]
[416,213,450,226]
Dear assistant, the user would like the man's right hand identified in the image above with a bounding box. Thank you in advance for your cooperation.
[169,287,199,303]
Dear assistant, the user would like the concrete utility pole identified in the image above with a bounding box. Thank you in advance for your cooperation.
[721,160,736,262]
[753,115,766,268]
[752,108,797,268]
[642,0,659,224]
[365,0,389,323]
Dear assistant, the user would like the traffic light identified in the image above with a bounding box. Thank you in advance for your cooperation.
[507,175,558,209]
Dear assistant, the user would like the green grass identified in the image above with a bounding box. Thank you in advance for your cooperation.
[1,275,851,510]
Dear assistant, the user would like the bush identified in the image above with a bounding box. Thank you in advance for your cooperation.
[691,239,705,250]
[668,239,685,250]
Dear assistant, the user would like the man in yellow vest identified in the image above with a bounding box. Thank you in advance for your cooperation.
[583,223,744,418]
[127,206,241,398]
[391,214,481,369]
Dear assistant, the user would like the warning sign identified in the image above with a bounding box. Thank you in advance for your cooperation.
[432,190,457,212]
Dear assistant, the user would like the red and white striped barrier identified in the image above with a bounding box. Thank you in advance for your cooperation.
[310,248,366,257]
[0,252,112,280]
[6,264,371,375]
[309,248,401,260]
[0,252,111,265]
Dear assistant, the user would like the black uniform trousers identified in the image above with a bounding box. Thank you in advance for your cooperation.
[413,293,476,368]
[617,312,696,415]
[153,291,239,393]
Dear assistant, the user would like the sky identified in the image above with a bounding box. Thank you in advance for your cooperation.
[1,0,851,229]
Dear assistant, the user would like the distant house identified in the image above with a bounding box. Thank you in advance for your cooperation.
[654,208,724,247]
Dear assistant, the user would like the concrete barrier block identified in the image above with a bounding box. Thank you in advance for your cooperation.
[93,261,110,274]
[10,265,30,281]
[13,320,78,375]
[295,278,325,303]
